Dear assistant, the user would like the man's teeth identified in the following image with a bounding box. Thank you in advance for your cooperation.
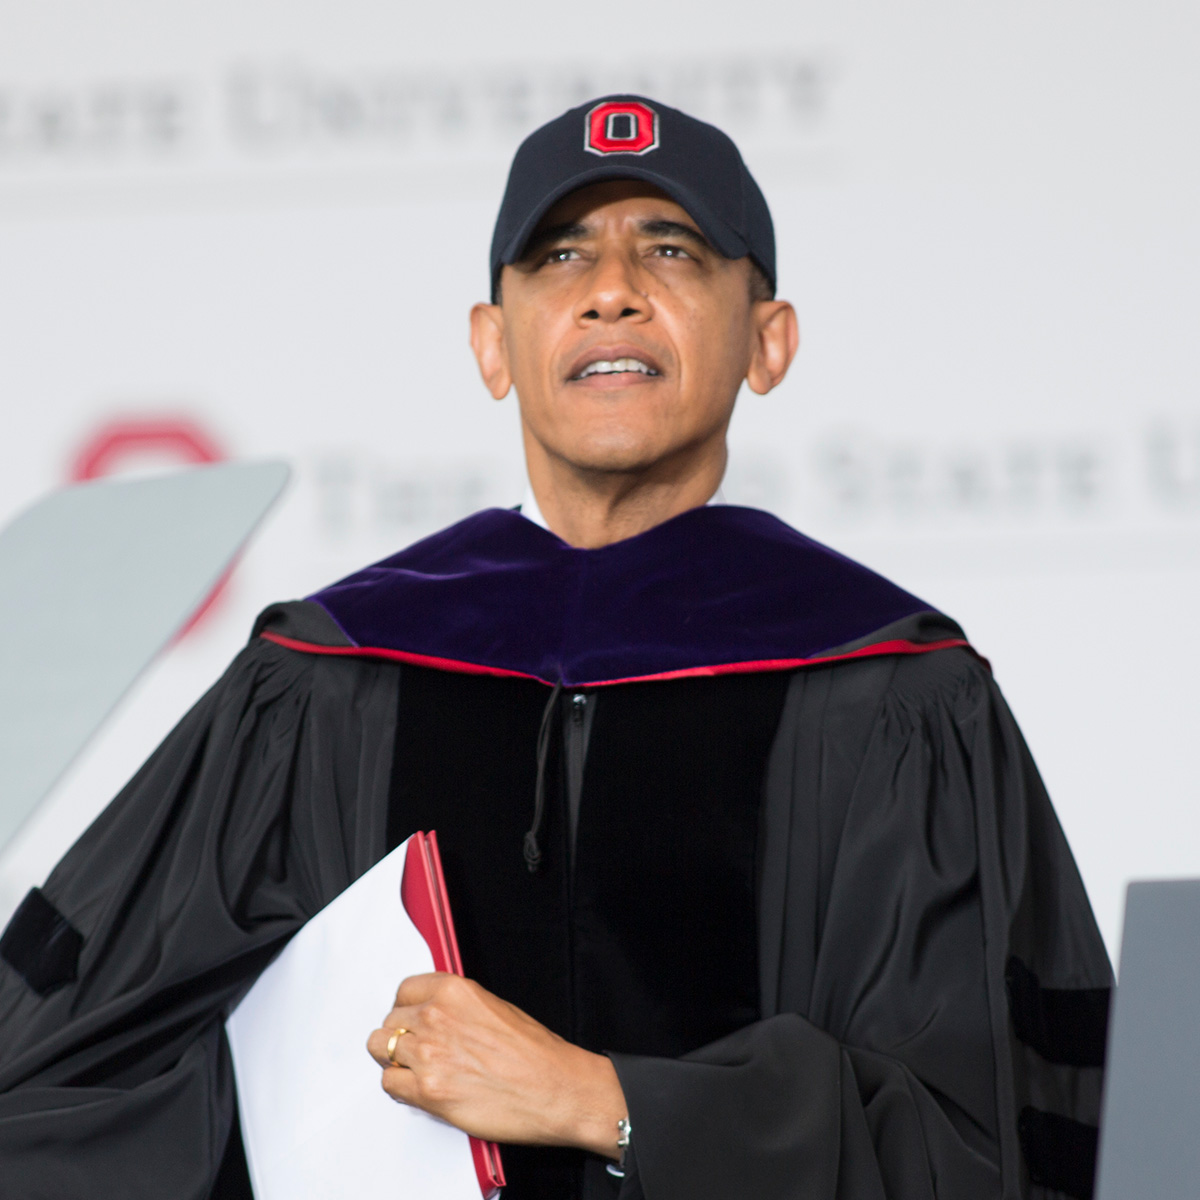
[577,358,658,378]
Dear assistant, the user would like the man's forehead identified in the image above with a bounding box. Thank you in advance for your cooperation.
[532,181,701,240]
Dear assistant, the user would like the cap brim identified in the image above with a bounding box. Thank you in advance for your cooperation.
[497,163,752,277]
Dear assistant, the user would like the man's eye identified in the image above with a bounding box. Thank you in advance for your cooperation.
[545,248,580,264]
[653,244,692,259]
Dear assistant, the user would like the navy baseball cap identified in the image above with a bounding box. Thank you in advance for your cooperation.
[490,95,775,298]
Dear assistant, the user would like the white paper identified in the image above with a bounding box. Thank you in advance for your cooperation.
[226,838,481,1200]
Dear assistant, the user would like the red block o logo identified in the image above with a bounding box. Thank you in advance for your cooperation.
[585,101,659,156]
[69,416,230,638]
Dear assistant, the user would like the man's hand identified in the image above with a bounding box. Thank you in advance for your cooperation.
[366,973,627,1158]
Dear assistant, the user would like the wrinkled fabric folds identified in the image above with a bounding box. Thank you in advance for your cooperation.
[608,649,1108,1200]
[0,635,397,1195]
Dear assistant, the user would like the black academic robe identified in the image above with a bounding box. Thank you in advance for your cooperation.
[0,507,1111,1199]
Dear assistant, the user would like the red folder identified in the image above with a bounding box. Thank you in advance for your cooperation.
[401,831,506,1199]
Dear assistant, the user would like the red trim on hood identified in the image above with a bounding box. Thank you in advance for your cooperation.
[259,629,972,687]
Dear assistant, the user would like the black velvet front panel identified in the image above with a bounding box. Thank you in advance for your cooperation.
[389,666,790,1200]
[570,674,789,1058]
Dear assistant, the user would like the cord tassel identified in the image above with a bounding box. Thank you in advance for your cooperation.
[523,680,563,872]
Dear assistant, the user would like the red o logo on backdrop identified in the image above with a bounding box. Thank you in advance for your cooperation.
[69,416,230,638]
[584,101,659,156]
[69,417,224,482]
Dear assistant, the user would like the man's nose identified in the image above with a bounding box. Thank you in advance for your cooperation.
[574,250,649,325]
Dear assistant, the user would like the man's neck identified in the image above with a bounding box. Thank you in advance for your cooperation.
[521,455,727,548]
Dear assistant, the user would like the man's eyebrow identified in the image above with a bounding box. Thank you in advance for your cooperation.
[637,219,712,251]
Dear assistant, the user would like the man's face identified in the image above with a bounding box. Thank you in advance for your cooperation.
[471,181,784,478]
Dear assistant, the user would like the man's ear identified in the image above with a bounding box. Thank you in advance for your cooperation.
[745,300,800,396]
[469,302,513,400]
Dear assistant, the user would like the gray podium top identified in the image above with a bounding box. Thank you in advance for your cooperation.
[0,462,289,854]
[1095,878,1200,1199]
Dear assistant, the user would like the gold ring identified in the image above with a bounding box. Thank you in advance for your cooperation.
[385,1028,409,1066]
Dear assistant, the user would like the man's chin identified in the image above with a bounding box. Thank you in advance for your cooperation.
[553,444,670,476]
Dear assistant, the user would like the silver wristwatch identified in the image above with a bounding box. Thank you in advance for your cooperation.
[605,1116,632,1178]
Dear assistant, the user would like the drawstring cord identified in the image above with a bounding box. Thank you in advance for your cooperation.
[523,681,563,872]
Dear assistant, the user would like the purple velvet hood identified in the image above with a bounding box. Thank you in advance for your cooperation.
[265,506,969,687]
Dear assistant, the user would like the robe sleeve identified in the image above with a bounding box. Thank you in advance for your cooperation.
[0,631,397,1199]
[608,648,1112,1200]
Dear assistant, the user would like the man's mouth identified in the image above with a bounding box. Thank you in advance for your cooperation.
[570,357,660,381]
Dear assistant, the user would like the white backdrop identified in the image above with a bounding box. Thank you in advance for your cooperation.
[2,0,1198,956]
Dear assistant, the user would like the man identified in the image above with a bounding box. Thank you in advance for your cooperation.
[0,97,1110,1200]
